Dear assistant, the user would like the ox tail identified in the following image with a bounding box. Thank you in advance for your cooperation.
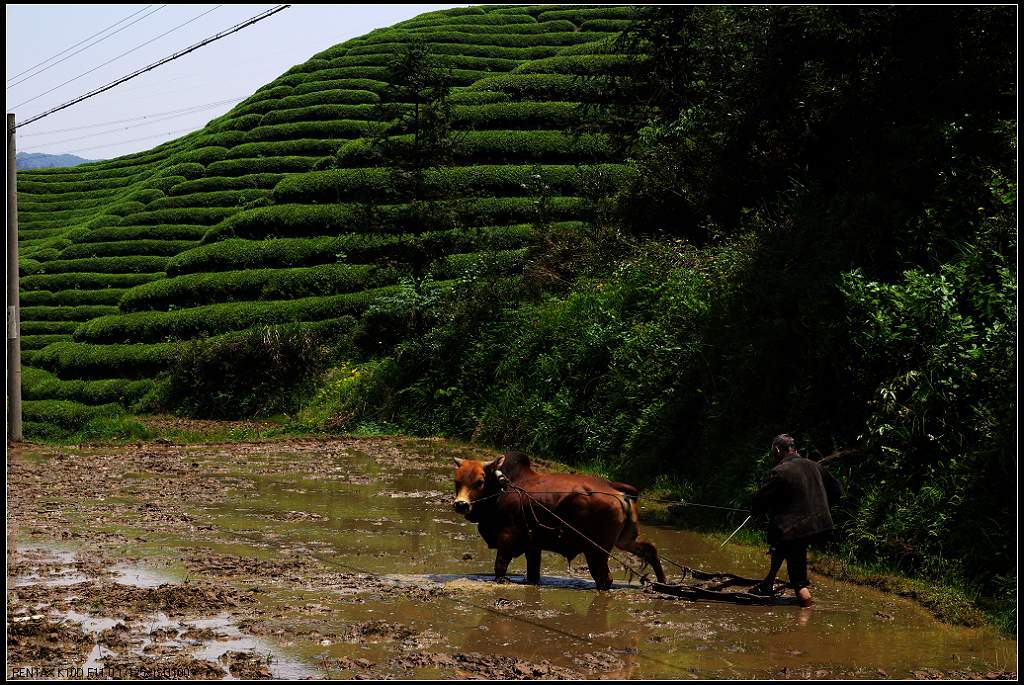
[608,481,640,500]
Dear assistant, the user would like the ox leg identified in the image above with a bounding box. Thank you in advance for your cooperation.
[584,550,613,591]
[617,537,667,584]
[494,550,513,584]
[525,549,541,585]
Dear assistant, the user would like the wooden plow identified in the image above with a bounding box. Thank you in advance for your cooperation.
[647,568,793,605]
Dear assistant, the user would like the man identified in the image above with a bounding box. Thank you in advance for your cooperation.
[748,434,841,608]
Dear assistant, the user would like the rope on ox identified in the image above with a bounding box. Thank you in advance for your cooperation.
[506,484,656,586]
[496,487,703,579]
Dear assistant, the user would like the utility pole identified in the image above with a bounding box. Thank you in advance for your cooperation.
[7,113,22,442]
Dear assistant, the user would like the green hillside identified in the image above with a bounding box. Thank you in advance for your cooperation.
[16,5,637,433]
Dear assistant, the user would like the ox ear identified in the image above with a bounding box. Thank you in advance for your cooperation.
[453,457,466,467]
[484,455,505,472]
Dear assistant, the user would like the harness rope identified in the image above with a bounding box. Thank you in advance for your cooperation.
[467,486,747,581]
[483,488,750,514]
[506,484,656,585]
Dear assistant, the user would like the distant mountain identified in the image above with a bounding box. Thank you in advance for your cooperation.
[16,152,95,170]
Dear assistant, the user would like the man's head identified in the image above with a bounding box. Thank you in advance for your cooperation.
[770,434,797,462]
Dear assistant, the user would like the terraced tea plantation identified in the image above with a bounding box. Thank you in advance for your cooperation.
[16,5,640,438]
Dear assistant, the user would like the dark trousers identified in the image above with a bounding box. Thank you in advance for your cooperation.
[763,539,810,590]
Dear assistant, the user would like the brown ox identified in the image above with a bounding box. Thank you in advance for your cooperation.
[452,451,666,590]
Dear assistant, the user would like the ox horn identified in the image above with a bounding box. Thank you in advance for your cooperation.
[484,455,505,471]
[453,457,466,467]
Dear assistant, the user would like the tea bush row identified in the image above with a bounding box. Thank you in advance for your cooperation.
[273,163,629,204]
[170,223,550,275]
[59,239,196,260]
[75,286,403,344]
[21,255,170,276]
[119,263,400,312]
[21,272,163,292]
[205,197,588,242]
[22,288,127,307]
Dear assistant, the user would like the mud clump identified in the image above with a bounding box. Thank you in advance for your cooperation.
[95,653,226,680]
[219,650,273,679]
[70,581,254,618]
[389,651,583,679]
[7,615,93,668]
[97,623,134,650]
[342,620,415,642]
[184,549,316,580]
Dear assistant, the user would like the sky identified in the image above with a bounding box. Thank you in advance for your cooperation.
[5,4,469,160]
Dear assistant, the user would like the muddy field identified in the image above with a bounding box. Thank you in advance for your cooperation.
[6,437,1018,680]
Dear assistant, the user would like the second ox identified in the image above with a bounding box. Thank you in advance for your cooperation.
[452,451,666,590]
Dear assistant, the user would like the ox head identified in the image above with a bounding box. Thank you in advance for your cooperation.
[452,455,506,520]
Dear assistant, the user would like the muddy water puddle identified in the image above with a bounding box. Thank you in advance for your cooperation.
[7,438,1017,679]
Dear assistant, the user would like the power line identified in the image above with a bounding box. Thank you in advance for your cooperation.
[12,5,224,110]
[14,5,292,130]
[57,126,205,155]
[6,6,165,89]
[18,97,245,138]
[26,100,243,150]
[27,104,239,150]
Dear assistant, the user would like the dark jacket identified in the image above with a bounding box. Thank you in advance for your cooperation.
[751,455,842,544]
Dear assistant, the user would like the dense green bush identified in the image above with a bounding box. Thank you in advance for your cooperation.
[155,323,342,419]
[20,272,163,291]
[337,130,614,165]
[243,119,382,142]
[21,255,169,275]
[59,240,196,259]
[147,189,272,209]
[448,90,512,105]
[511,54,635,75]
[226,140,342,160]
[23,399,126,433]
[32,340,184,379]
[20,321,81,335]
[156,163,206,180]
[211,113,263,132]
[23,366,153,405]
[238,92,379,117]
[190,130,248,148]
[169,174,285,195]
[127,188,166,204]
[467,73,616,101]
[260,104,384,126]
[169,224,546,275]
[356,30,607,48]
[346,42,563,61]
[119,263,399,311]
[273,163,629,204]
[537,7,638,21]
[205,197,588,242]
[174,146,229,165]
[428,247,529,279]
[292,78,390,96]
[451,101,583,129]
[21,289,126,307]
[79,224,208,242]
[21,334,73,350]
[147,176,187,193]
[400,12,535,29]
[22,304,120,321]
[579,19,635,32]
[405,22,576,37]
[75,286,400,343]
[121,207,236,226]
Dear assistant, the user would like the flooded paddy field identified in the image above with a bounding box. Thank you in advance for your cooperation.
[7,438,1017,679]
